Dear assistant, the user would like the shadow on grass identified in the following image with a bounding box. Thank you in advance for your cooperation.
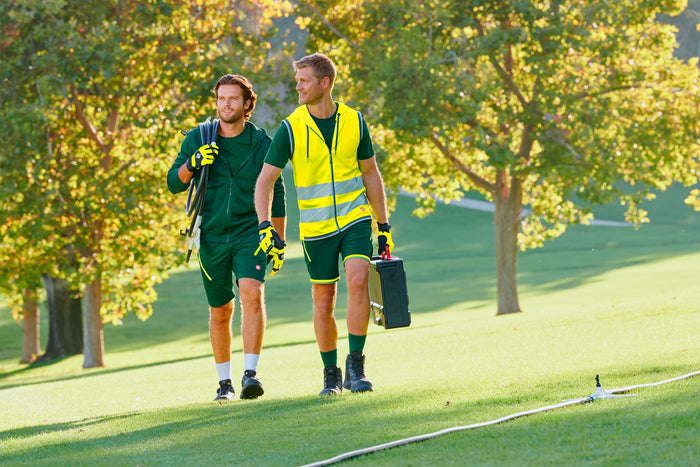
[0,354,210,389]
[0,337,320,388]
[2,364,697,467]
[0,355,74,380]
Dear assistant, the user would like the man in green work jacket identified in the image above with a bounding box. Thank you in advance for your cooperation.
[167,74,286,402]
[255,53,394,396]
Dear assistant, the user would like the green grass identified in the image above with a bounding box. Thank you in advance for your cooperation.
[1,185,699,466]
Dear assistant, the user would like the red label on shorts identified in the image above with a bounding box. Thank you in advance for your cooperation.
[256,265,261,270]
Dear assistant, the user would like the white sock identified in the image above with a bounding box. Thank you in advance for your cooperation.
[216,361,232,382]
[244,354,260,372]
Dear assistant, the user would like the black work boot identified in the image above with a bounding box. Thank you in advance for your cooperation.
[343,351,373,393]
[319,366,343,396]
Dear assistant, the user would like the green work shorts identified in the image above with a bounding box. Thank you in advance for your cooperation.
[302,220,372,283]
[198,229,266,308]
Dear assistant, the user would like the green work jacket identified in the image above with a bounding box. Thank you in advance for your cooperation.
[167,121,285,243]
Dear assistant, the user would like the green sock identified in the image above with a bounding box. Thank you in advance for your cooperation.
[348,334,367,355]
[321,349,337,368]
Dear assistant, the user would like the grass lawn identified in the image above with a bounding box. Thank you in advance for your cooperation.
[1,185,699,466]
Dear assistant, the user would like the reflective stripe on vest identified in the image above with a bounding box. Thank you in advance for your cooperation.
[286,103,372,240]
[296,175,364,201]
[299,191,369,224]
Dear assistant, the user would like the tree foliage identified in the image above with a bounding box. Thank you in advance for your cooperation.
[0,0,295,365]
[297,0,700,314]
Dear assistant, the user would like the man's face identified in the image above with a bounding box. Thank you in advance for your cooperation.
[295,66,325,106]
[216,84,248,124]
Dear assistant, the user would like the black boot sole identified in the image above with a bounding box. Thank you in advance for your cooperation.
[240,384,264,399]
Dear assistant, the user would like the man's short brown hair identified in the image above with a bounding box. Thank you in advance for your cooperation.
[212,74,257,120]
[293,53,337,86]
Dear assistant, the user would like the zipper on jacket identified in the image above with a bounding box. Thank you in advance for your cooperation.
[330,112,341,231]
[216,144,234,243]
[304,111,343,234]
[226,179,232,243]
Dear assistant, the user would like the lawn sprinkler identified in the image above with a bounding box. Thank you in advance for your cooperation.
[562,374,638,403]
[589,374,638,400]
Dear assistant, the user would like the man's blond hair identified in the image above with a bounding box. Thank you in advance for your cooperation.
[293,52,337,86]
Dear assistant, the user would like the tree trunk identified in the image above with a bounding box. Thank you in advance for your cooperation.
[493,170,523,315]
[20,288,40,363]
[82,279,104,368]
[39,274,83,361]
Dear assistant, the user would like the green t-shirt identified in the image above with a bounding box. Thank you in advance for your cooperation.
[265,105,375,169]
[220,124,252,168]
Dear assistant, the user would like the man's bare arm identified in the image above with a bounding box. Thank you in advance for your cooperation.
[359,156,389,224]
[177,163,195,184]
[255,163,284,223]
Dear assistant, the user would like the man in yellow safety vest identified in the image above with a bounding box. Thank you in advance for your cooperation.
[254,52,394,396]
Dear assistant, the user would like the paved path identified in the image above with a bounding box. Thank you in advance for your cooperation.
[398,190,632,227]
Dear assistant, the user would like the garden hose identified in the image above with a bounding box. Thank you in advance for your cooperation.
[301,370,700,466]
[182,117,219,263]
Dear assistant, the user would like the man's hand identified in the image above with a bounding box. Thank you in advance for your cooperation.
[377,222,394,257]
[256,221,286,275]
[186,143,218,172]
[255,220,285,253]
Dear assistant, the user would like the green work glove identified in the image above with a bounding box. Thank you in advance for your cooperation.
[377,222,394,257]
[186,143,218,172]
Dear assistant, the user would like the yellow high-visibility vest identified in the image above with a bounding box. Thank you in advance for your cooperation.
[284,103,372,240]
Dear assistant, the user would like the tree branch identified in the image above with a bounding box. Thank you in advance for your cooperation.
[72,91,105,150]
[516,123,535,161]
[474,20,529,110]
[430,131,495,193]
[71,87,116,170]
[302,2,359,49]
[515,75,543,164]
[575,83,638,100]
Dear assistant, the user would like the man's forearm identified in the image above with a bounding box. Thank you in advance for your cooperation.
[271,217,287,243]
[255,164,282,223]
[363,170,389,224]
[255,181,274,223]
[177,163,195,184]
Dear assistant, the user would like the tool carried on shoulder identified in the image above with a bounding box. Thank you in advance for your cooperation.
[180,118,219,263]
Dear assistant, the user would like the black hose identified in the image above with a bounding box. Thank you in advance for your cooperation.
[183,118,219,262]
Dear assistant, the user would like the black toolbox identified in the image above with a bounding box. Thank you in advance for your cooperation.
[368,255,411,329]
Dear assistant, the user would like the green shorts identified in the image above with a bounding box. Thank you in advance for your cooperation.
[198,229,266,308]
[302,220,372,283]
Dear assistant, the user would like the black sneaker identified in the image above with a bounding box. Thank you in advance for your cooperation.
[343,351,373,393]
[319,366,343,396]
[214,379,235,401]
[240,370,264,399]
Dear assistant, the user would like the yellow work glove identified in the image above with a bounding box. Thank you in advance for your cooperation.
[186,143,218,172]
[255,221,286,275]
[267,245,285,276]
[377,222,394,258]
